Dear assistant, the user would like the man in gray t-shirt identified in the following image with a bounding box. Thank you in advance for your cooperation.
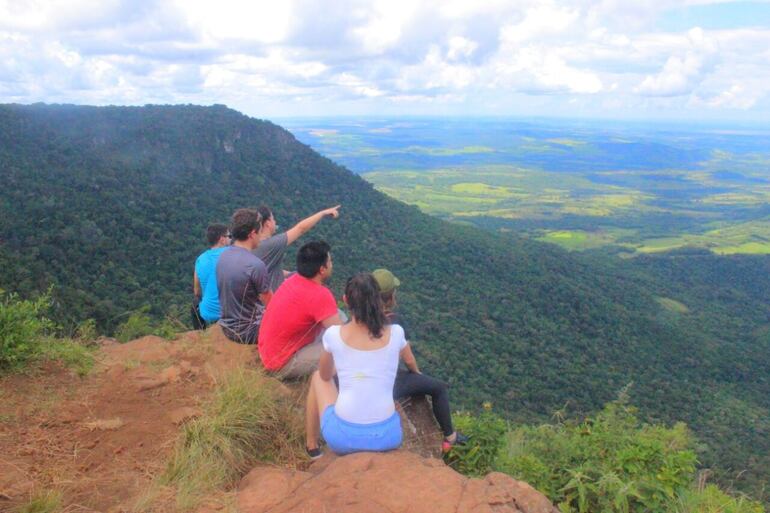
[217,208,272,344]
[254,204,340,292]
[254,232,289,292]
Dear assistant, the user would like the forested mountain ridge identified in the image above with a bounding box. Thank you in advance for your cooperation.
[1,103,769,499]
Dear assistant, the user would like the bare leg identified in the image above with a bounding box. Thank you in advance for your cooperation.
[305,370,338,449]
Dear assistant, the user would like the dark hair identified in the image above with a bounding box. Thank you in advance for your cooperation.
[296,240,331,278]
[230,208,261,241]
[345,273,386,339]
[257,205,273,230]
[206,223,229,245]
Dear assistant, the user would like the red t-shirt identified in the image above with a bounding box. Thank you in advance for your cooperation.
[257,274,338,371]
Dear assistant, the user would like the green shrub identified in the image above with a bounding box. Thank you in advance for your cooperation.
[0,290,54,369]
[675,484,764,513]
[444,406,508,476]
[0,290,94,375]
[35,337,94,377]
[114,306,179,342]
[75,318,98,342]
[495,394,699,513]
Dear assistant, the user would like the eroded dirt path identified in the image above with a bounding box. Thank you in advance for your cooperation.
[0,328,255,513]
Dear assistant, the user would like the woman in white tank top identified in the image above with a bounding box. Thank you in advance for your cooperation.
[305,272,407,457]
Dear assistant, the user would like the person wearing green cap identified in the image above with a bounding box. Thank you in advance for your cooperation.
[372,268,468,452]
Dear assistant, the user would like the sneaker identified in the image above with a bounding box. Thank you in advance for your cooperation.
[442,431,469,453]
[306,447,323,460]
[452,431,469,445]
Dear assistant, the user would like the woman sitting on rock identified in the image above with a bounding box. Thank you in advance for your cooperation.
[305,272,405,458]
[372,268,468,452]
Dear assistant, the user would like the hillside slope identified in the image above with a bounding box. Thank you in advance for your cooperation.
[1,103,769,497]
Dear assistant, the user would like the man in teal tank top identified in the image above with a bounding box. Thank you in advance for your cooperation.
[193,224,230,326]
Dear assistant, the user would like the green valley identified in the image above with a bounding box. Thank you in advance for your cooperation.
[285,118,770,255]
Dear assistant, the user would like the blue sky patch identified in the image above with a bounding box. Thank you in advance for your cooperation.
[658,1,770,31]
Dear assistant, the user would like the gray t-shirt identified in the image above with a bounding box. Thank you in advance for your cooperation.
[253,233,289,292]
[216,246,270,344]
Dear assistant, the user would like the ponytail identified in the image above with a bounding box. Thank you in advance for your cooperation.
[345,273,386,339]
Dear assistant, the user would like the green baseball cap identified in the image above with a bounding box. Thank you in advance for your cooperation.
[372,268,401,293]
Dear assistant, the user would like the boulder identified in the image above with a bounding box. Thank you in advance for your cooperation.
[397,395,444,458]
[237,451,558,513]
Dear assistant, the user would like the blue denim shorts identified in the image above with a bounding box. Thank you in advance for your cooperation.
[321,406,402,455]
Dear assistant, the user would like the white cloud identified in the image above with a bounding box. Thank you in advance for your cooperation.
[492,47,604,94]
[179,0,295,43]
[695,84,757,109]
[0,0,767,118]
[635,27,718,96]
[446,36,478,61]
[499,4,580,44]
[395,45,477,91]
[636,53,706,96]
[350,0,421,54]
[0,0,124,32]
[333,72,385,97]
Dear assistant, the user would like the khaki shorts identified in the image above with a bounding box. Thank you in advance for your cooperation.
[272,309,347,380]
[273,335,324,380]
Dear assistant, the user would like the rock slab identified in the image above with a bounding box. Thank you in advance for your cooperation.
[237,451,559,513]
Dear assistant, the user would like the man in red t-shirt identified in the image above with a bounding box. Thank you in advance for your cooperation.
[258,240,344,378]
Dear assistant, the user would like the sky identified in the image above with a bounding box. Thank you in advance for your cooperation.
[1,0,770,122]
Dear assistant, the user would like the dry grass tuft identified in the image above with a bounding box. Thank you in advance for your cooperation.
[156,366,305,511]
[15,489,62,513]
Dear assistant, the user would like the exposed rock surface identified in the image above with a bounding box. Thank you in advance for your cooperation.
[397,394,444,458]
[237,451,559,513]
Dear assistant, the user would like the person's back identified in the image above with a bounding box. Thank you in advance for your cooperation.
[254,232,289,291]
[325,323,404,424]
[196,246,229,322]
[304,273,405,458]
[257,240,343,378]
[216,209,271,344]
[258,272,338,372]
[192,224,229,328]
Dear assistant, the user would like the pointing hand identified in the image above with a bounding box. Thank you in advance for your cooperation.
[324,205,341,219]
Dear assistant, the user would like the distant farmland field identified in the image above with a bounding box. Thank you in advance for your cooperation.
[284,117,770,255]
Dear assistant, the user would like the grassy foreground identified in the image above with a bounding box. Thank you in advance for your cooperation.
[148,367,305,511]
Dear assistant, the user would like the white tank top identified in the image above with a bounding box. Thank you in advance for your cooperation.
[322,324,406,424]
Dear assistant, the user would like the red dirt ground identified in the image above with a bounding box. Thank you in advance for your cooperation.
[0,327,255,513]
[0,325,444,513]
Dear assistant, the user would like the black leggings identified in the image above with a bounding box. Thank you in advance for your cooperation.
[394,369,454,437]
